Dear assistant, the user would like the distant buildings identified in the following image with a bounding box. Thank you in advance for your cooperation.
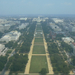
[0,19,20,32]
[50,23,62,32]
[32,17,48,22]
[19,18,28,21]
[0,31,21,43]
[18,23,29,30]
[49,31,56,39]
[52,18,64,23]
[71,27,75,32]
[0,24,10,32]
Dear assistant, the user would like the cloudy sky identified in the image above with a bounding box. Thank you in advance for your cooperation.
[0,0,75,15]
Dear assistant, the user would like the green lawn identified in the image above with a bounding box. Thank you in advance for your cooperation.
[35,32,43,37]
[33,45,45,54]
[37,23,41,25]
[36,27,42,30]
[34,38,43,42]
[36,30,42,32]
[30,56,48,73]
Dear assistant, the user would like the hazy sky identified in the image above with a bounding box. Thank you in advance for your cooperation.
[0,0,75,15]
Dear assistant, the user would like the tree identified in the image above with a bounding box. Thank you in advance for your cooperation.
[40,68,47,75]
[5,41,14,48]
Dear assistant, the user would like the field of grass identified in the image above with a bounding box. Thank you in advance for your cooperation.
[30,56,48,73]
[36,25,42,31]
[36,26,42,30]
[35,34,43,37]
[36,30,42,32]
[35,32,43,37]
[36,28,42,30]
[33,45,45,54]
[34,38,43,42]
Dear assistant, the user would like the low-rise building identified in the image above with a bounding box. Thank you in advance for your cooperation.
[50,24,62,31]
[0,31,21,43]
[62,37,74,44]
[52,18,64,23]
[18,23,29,30]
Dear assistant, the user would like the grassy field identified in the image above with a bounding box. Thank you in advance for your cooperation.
[33,45,45,54]
[36,25,42,31]
[37,23,41,25]
[36,26,42,30]
[35,32,43,37]
[36,30,42,32]
[36,28,42,30]
[29,56,48,73]
[34,38,43,42]
[35,34,43,37]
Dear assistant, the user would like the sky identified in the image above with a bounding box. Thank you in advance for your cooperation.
[0,0,75,15]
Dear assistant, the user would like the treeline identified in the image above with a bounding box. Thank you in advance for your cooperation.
[5,41,17,49]
[5,22,36,74]
[56,34,64,40]
[48,43,71,74]
[48,43,59,54]
[69,32,75,36]
[15,22,36,53]
[5,25,30,49]
[61,42,73,53]
[41,21,71,74]
[0,32,3,38]
[6,54,28,73]
[41,22,50,42]
[72,56,75,66]
[0,56,7,71]
[5,22,36,53]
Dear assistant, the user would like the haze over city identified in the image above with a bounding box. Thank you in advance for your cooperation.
[0,0,75,15]
[0,0,75,75]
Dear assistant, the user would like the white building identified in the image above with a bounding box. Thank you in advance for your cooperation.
[32,17,48,22]
[52,18,64,23]
[18,23,29,30]
[62,37,74,43]
[19,18,27,21]
[0,31,21,43]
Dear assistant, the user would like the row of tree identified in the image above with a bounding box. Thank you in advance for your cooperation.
[48,43,71,74]
[5,41,17,49]
[41,21,71,74]
[5,22,36,73]
[61,42,73,53]
[16,22,36,53]
[0,56,7,71]
[6,54,28,73]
